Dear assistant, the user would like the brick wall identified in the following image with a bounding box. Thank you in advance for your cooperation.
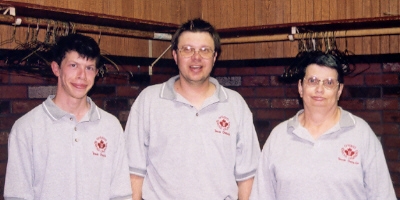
[0,61,399,198]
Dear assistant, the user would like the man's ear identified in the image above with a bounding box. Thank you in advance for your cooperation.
[51,61,60,77]
[172,50,178,65]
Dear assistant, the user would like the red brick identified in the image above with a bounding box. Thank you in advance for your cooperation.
[10,73,50,84]
[212,67,227,76]
[343,75,364,86]
[247,98,270,108]
[271,99,300,108]
[150,74,172,85]
[236,87,256,97]
[395,186,400,198]
[0,73,9,84]
[285,87,300,98]
[370,123,384,135]
[339,99,365,110]
[229,67,255,76]
[12,100,42,114]
[97,75,129,85]
[242,76,270,86]
[256,87,285,97]
[285,109,300,118]
[383,111,400,123]
[271,75,290,86]
[357,63,382,73]
[382,136,400,148]
[91,98,104,109]
[387,161,400,173]
[0,146,7,161]
[116,86,140,97]
[352,111,381,123]
[256,109,286,120]
[0,162,6,176]
[384,148,399,161]
[256,66,285,75]
[0,131,9,145]
[367,99,399,110]
[382,123,400,135]
[0,115,19,130]
[365,74,398,85]
[383,63,400,72]
[104,99,129,111]
[0,86,27,99]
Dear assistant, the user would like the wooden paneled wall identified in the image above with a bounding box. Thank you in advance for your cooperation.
[0,0,399,60]
[201,0,400,60]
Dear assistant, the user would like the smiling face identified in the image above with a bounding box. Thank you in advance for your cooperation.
[51,51,98,101]
[298,64,343,110]
[172,31,217,86]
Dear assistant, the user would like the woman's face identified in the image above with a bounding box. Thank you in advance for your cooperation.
[298,64,343,110]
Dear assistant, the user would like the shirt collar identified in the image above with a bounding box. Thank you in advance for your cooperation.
[42,95,101,122]
[288,107,356,134]
[159,75,229,102]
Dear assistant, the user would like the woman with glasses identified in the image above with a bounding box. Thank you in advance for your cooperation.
[250,52,396,200]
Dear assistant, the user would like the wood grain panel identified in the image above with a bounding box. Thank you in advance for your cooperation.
[389,0,399,53]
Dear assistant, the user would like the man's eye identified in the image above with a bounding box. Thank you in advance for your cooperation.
[326,80,334,85]
[200,48,211,53]
[183,46,193,52]
[309,78,317,83]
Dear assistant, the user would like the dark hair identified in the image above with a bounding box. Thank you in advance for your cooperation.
[299,51,345,83]
[171,18,221,56]
[52,34,101,68]
[281,51,350,84]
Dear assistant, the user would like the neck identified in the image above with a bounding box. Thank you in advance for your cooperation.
[174,78,215,109]
[300,106,340,139]
[52,94,90,121]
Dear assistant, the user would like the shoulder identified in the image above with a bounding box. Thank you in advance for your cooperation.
[96,107,122,127]
[13,103,44,127]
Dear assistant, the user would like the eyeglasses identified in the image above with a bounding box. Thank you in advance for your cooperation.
[304,76,340,90]
[177,46,215,59]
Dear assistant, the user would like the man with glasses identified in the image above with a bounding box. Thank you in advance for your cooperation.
[125,18,260,200]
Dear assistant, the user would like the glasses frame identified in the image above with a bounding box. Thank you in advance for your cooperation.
[303,76,340,90]
[177,46,215,59]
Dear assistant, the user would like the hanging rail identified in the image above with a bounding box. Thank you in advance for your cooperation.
[0,14,172,41]
[221,27,400,44]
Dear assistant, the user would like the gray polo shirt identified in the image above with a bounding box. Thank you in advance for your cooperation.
[4,95,132,200]
[125,75,260,199]
[250,108,396,200]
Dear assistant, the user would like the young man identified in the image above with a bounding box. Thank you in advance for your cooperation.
[4,34,132,200]
[125,18,260,200]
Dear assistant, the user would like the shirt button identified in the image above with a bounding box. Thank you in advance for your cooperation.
[70,117,73,121]
[74,127,77,131]
[196,113,199,116]
[75,138,79,142]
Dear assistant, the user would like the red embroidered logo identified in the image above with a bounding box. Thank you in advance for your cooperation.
[215,116,231,136]
[93,136,107,157]
[338,144,359,165]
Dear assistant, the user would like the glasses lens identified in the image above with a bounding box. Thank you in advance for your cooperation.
[307,77,319,86]
[305,77,338,89]
[179,46,194,57]
[179,46,214,58]
[323,79,338,89]
[199,48,214,58]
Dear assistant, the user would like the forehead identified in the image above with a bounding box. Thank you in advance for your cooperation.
[305,64,338,78]
[63,51,96,63]
[178,31,214,47]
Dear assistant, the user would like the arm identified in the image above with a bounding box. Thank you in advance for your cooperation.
[238,177,254,200]
[4,122,34,199]
[130,174,144,200]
